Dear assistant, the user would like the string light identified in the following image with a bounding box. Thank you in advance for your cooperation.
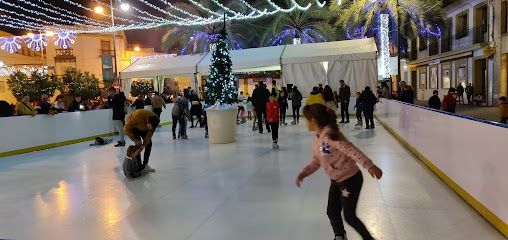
[53,32,76,49]
[0,0,318,41]
[316,0,326,8]
[25,34,48,51]
[0,37,22,53]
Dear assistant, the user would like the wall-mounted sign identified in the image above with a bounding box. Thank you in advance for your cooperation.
[101,55,114,81]
[483,45,496,57]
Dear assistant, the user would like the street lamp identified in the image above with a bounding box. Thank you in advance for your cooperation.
[120,3,130,11]
[134,46,140,52]
[94,6,104,14]
[95,1,128,85]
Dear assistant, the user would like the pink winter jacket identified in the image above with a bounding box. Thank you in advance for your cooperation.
[301,127,375,182]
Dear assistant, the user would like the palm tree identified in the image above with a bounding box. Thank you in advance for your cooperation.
[261,0,336,46]
[332,0,446,41]
[161,1,260,55]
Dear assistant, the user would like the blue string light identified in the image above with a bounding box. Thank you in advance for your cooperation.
[0,37,22,53]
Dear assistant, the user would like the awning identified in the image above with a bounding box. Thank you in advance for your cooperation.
[281,38,378,64]
[119,53,206,79]
[196,45,285,74]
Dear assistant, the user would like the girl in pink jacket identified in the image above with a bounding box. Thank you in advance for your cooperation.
[296,104,383,240]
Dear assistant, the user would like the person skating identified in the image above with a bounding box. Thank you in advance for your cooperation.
[306,87,326,106]
[252,82,271,134]
[359,87,378,129]
[338,80,351,123]
[267,93,280,149]
[271,80,280,100]
[108,87,127,147]
[124,109,160,174]
[189,90,203,128]
[278,91,289,125]
[151,92,166,122]
[172,92,191,139]
[353,92,363,128]
[296,104,383,240]
[291,86,303,124]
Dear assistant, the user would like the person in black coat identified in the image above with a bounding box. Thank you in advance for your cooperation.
[108,87,127,146]
[251,82,271,133]
[399,85,415,104]
[131,94,145,109]
[428,90,441,110]
[68,95,89,112]
[359,86,378,129]
[0,100,13,117]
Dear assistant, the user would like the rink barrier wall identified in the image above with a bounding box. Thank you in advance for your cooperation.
[375,99,508,237]
[0,98,358,158]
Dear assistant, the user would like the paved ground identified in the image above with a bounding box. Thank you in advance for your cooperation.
[415,100,500,123]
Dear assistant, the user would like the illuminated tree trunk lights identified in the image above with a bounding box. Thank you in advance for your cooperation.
[380,13,390,79]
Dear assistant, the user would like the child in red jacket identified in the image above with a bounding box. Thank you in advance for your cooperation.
[267,93,280,149]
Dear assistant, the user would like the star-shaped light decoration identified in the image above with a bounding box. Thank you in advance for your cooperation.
[320,142,331,156]
[0,37,22,53]
[53,32,76,49]
[342,189,350,198]
[25,34,48,51]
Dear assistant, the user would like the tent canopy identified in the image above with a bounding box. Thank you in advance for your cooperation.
[196,45,285,74]
[282,38,377,64]
[120,53,206,79]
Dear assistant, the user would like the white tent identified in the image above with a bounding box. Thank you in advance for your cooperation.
[196,45,285,73]
[119,54,206,95]
[281,38,378,94]
[119,38,378,97]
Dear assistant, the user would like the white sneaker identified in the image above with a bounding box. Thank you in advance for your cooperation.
[272,142,279,149]
[145,164,155,172]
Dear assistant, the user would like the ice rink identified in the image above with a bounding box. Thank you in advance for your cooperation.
[0,119,504,240]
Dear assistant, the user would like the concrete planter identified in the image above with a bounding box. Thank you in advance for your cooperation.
[205,105,237,144]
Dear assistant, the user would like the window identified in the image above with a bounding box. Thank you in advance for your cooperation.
[502,1,507,34]
[418,36,427,51]
[101,40,112,56]
[456,13,469,39]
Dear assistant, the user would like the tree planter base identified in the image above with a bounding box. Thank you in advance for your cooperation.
[206,105,237,144]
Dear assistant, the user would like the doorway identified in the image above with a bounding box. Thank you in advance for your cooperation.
[411,70,417,91]
[473,58,487,104]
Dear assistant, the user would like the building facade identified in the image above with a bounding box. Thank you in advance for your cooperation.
[0,30,162,104]
[402,0,508,106]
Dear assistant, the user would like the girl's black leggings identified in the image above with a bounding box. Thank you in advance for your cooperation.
[327,171,373,240]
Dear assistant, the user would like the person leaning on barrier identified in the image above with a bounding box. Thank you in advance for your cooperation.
[0,100,14,117]
[51,95,66,113]
[68,95,89,112]
[35,94,57,115]
[499,96,508,124]
[16,94,37,117]
[442,88,457,113]
[428,90,442,110]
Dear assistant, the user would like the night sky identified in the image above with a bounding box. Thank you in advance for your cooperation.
[0,0,175,52]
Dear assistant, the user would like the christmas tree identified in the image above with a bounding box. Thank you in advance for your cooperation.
[204,23,237,105]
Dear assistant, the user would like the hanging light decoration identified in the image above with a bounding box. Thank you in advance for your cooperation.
[380,13,390,79]
[0,37,22,53]
[25,34,48,51]
[53,32,76,49]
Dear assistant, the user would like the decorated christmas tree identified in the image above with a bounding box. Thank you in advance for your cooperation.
[204,24,237,105]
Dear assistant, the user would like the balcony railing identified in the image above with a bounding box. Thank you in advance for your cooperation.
[55,48,76,62]
[100,49,114,56]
